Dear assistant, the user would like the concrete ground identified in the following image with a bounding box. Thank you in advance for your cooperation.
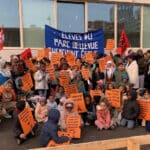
[0,118,150,150]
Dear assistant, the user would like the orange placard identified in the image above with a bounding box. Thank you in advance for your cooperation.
[65,51,76,67]
[105,89,121,108]
[46,65,56,80]
[106,39,115,51]
[84,52,95,64]
[70,93,87,113]
[81,68,91,80]
[66,115,81,138]
[24,59,36,72]
[18,107,35,135]
[90,90,102,101]
[59,70,70,86]
[37,48,50,61]
[98,59,106,71]
[138,100,150,120]
[64,84,78,98]
[21,73,33,91]
[51,52,63,65]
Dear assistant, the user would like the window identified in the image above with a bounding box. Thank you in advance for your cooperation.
[88,3,114,45]
[117,5,141,47]
[143,6,150,48]
[58,2,85,33]
[0,0,20,47]
[22,0,54,47]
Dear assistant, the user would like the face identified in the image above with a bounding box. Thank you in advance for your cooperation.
[85,97,91,105]
[41,64,46,71]
[99,102,107,110]
[40,101,46,106]
[49,96,54,102]
[118,65,124,71]
[4,83,13,92]
[107,63,112,68]
[144,92,149,99]
[108,84,113,90]
[65,106,73,113]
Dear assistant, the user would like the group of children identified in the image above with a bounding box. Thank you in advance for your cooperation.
[0,49,150,147]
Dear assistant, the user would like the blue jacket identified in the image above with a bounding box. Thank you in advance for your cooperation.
[40,109,69,147]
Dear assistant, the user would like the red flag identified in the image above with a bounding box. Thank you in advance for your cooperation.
[20,48,32,60]
[0,25,4,50]
[117,29,130,56]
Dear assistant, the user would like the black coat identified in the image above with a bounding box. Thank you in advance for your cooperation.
[122,100,140,120]
[40,109,69,147]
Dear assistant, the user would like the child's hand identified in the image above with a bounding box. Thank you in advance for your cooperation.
[20,133,26,139]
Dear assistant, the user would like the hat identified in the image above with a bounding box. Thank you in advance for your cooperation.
[106,60,112,64]
[128,53,137,60]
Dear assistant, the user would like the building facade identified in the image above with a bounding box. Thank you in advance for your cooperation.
[1,0,150,59]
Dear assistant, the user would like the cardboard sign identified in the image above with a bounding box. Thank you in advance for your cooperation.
[84,52,95,64]
[47,140,70,147]
[70,93,87,113]
[21,73,33,91]
[106,39,115,51]
[64,84,78,98]
[105,89,121,108]
[20,48,32,60]
[65,51,76,67]
[138,100,150,121]
[90,90,102,101]
[81,68,91,80]
[37,48,50,61]
[51,52,63,65]
[98,59,106,71]
[59,70,70,86]
[66,115,81,138]
[46,65,56,80]
[24,59,36,72]
[18,107,35,135]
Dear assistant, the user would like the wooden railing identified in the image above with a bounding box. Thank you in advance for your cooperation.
[30,135,150,150]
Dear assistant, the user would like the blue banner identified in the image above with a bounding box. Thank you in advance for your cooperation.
[45,25,104,58]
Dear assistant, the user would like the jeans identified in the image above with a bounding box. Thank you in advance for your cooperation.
[120,118,135,129]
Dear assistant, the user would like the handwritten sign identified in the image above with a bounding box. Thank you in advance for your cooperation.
[37,48,50,61]
[59,70,70,86]
[90,90,102,101]
[51,52,63,65]
[70,93,87,113]
[24,59,36,72]
[64,84,78,98]
[46,65,56,80]
[98,59,106,71]
[84,52,95,64]
[81,68,91,80]
[21,73,33,91]
[66,115,81,138]
[18,107,35,135]
[138,100,150,121]
[65,51,76,67]
[105,89,121,108]
[106,39,115,51]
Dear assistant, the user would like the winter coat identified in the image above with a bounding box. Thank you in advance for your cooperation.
[122,100,140,120]
[92,72,104,89]
[34,70,49,90]
[40,109,69,147]
[125,60,139,89]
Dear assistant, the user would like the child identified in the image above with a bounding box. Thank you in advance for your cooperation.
[121,90,140,129]
[40,109,69,147]
[14,101,37,145]
[58,97,66,113]
[82,95,96,126]
[35,96,48,123]
[47,95,57,110]
[95,99,114,130]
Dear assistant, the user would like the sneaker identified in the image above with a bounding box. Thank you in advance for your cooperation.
[16,139,22,145]
[3,113,12,119]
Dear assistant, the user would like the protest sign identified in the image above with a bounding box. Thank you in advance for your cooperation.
[64,84,78,98]
[59,70,70,86]
[21,73,33,91]
[106,39,115,51]
[37,48,50,61]
[84,52,95,64]
[45,25,104,58]
[18,107,35,135]
[90,90,102,101]
[65,51,76,67]
[81,68,91,80]
[98,59,106,71]
[51,52,63,65]
[20,48,32,60]
[70,93,87,113]
[66,115,81,138]
[47,140,70,147]
[46,65,56,80]
[105,89,121,108]
[24,59,36,72]
[138,100,150,120]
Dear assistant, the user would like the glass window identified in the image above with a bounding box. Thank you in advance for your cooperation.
[22,0,54,47]
[58,2,85,33]
[117,5,141,47]
[88,3,114,45]
[143,6,150,48]
[0,0,20,47]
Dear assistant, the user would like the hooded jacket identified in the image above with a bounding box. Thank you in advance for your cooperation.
[40,109,69,147]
